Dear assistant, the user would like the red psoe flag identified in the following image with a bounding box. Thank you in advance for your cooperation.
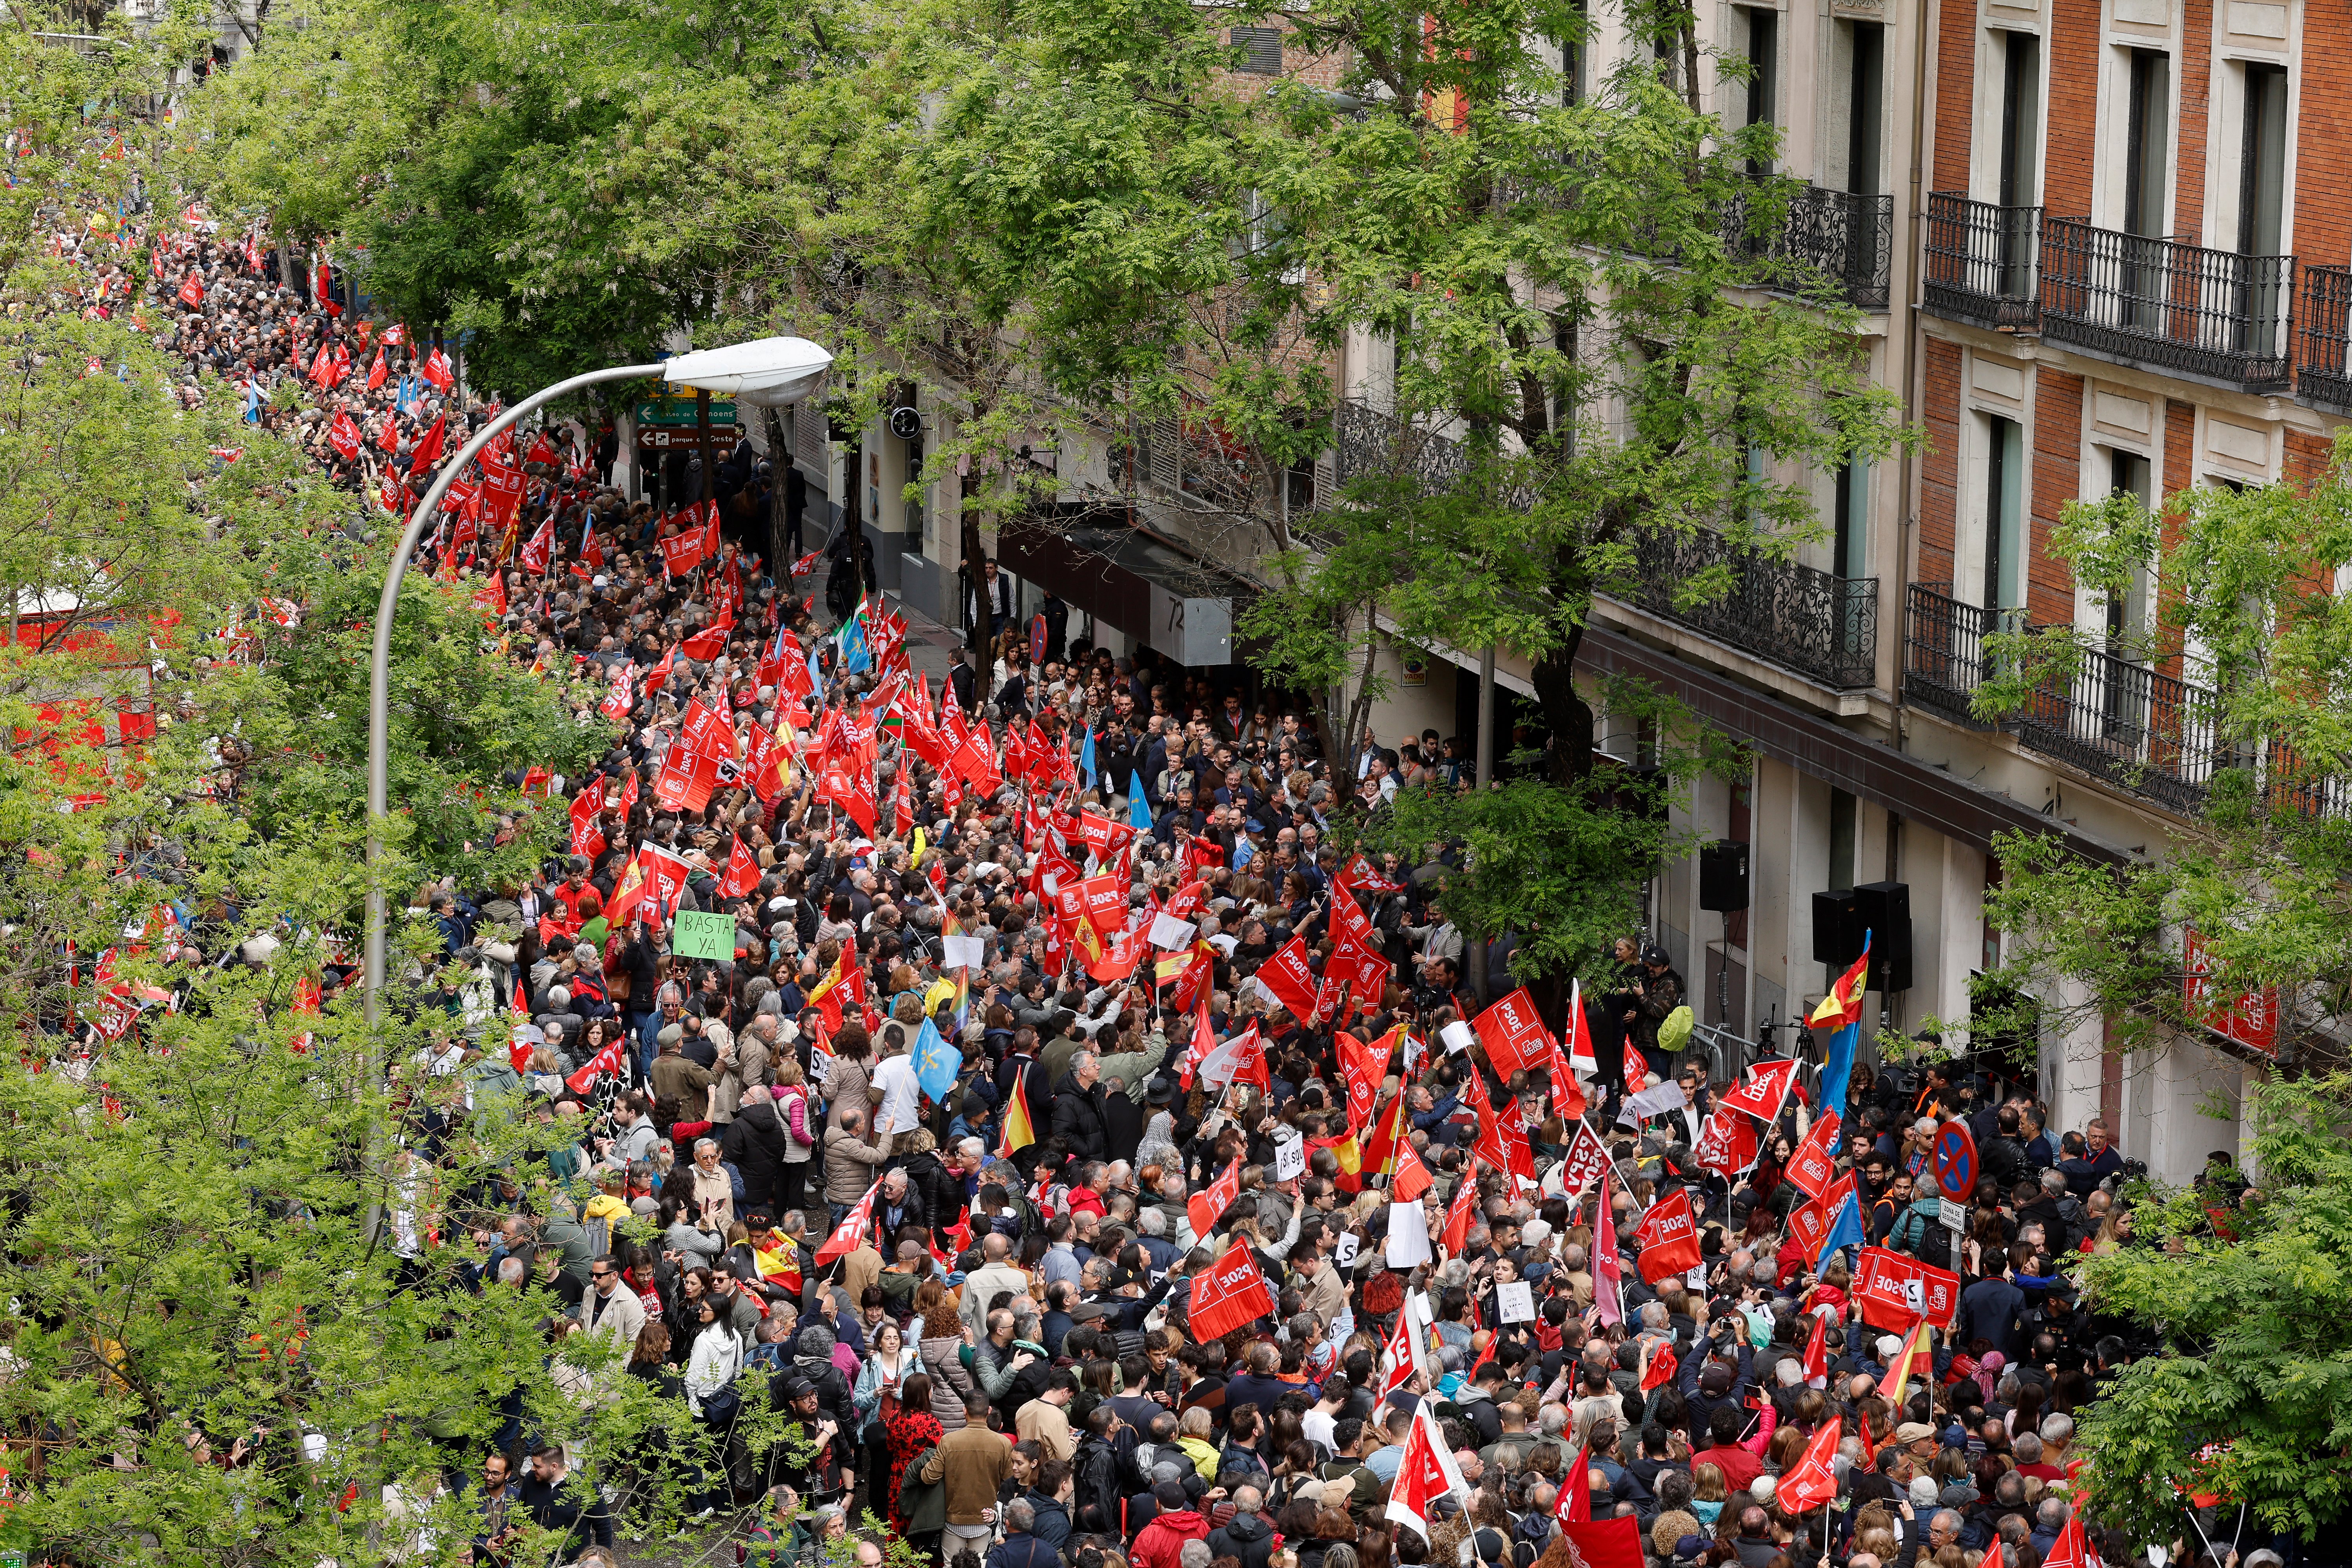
[1775,1416,1843,1514]
[1187,1237,1276,1342]
[1632,1187,1702,1282]
[1552,1521,1645,1568]
[1472,986,1555,1077]
[813,1180,884,1264]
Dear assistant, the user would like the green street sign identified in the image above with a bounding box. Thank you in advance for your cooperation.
[671,909,736,961]
[636,400,737,427]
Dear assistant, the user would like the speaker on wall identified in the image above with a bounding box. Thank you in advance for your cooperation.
[1699,840,1749,913]
[1811,889,1860,967]
[1850,880,1914,994]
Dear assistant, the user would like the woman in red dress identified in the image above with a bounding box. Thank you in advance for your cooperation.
[884,1369,943,1539]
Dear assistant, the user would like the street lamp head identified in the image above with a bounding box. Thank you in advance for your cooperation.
[663,336,833,407]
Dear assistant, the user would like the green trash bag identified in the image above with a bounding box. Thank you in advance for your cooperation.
[1658,1004,1694,1056]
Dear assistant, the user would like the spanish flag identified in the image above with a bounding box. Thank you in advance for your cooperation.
[1877,1320,1932,1398]
[604,853,651,927]
[1359,1094,1410,1178]
[1000,1064,1037,1158]
[807,945,850,1032]
[752,1235,803,1298]
[1810,932,1873,1027]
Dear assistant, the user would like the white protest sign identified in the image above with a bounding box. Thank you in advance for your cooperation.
[1334,1232,1361,1271]
[1495,1281,1535,1323]
[1386,1202,1432,1267]
[1440,1020,1475,1055]
[1273,1133,1306,1181]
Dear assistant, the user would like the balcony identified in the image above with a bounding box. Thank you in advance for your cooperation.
[2297,265,2352,410]
[1923,194,2041,330]
[1724,183,1896,310]
[1623,531,1879,690]
[2038,216,2293,392]
[1903,584,2225,814]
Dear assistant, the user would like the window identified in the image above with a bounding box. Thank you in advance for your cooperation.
[1230,27,1283,75]
[1557,0,1589,105]
[1829,788,1858,893]
[2238,63,2287,256]
[2123,49,2171,238]
[1981,414,2024,612]
[2100,450,2152,739]
[1832,458,1869,581]
[1997,31,2041,210]
[1742,8,1778,173]
[1846,21,1884,195]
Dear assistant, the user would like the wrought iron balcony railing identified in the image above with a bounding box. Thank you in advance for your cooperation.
[2297,265,2352,410]
[1622,530,1879,689]
[1721,183,1896,310]
[1904,583,2227,814]
[2038,216,2294,391]
[1923,194,2041,330]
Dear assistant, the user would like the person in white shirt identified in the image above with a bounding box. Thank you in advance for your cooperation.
[869,1029,922,1135]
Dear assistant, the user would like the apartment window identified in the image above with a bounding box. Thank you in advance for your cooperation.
[2123,49,2172,238]
[1557,0,1589,105]
[1846,21,1885,195]
[1829,788,1858,892]
[2105,450,2151,642]
[1230,27,1282,74]
[1981,414,2025,612]
[2238,63,2287,255]
[1742,8,1778,172]
[1997,31,2041,209]
[1832,458,1869,581]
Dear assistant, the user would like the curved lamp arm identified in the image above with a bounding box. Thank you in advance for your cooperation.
[363,361,665,1022]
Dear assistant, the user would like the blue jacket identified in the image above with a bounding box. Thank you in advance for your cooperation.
[989,1534,1062,1568]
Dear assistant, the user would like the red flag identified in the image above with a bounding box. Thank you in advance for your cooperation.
[1551,1520,1644,1568]
[1639,1343,1679,1392]
[660,526,706,579]
[1784,1112,1842,1201]
[1470,1098,1536,1187]
[1592,1173,1623,1326]
[718,838,760,900]
[327,409,361,460]
[1719,1057,1798,1123]
[2041,1510,2101,1568]
[367,350,387,391]
[517,516,555,575]
[1555,1443,1592,1522]
[1803,1311,1828,1386]
[1775,1416,1842,1513]
[407,414,446,477]
[1251,935,1321,1022]
[814,1181,884,1264]
[678,618,733,661]
[1188,1238,1276,1342]
[525,430,559,466]
[1440,1169,1479,1255]
[1383,1404,1470,1541]
[1187,1160,1244,1239]
[178,272,204,307]
[1557,1119,1612,1199]
[564,1040,625,1096]
[1472,987,1555,1077]
[1695,1102,1760,1178]
[421,346,455,391]
[1391,1138,1433,1202]
[1632,1188,1702,1283]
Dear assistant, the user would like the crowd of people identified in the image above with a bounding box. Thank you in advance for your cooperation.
[42,205,2223,1568]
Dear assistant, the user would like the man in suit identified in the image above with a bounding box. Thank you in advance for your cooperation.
[966,557,1015,635]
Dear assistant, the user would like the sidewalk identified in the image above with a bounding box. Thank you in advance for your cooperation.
[799,551,964,690]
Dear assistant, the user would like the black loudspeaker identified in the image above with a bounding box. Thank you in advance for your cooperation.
[1699,840,1750,912]
[1812,889,1861,967]
[1851,880,1914,994]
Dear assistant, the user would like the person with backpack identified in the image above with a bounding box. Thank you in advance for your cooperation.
[1890,1186,1960,1273]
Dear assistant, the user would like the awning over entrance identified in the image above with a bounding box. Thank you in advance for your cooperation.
[996,505,1257,667]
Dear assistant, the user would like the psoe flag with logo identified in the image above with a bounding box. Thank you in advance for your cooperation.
[1384,1401,1472,1543]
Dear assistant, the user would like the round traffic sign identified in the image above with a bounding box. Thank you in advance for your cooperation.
[1933,1119,1978,1201]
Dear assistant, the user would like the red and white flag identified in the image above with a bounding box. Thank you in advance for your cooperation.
[1775,1416,1842,1513]
[1554,1443,1592,1522]
[1384,1402,1472,1542]
[1718,1056,1799,1124]
[1187,1238,1276,1342]
[814,1179,884,1264]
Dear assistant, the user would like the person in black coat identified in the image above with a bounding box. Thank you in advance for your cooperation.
[722,1087,795,1217]
[874,1167,930,1240]
[1050,1057,1113,1164]
[515,1445,613,1559]
[902,1141,967,1242]
[1102,1076,1146,1166]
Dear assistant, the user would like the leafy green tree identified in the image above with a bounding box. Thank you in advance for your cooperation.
[1972,435,2352,1072]
[2073,1070,2352,1540]
[917,0,1909,774]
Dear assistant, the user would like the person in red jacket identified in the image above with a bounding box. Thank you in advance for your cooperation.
[1131,1479,1211,1568]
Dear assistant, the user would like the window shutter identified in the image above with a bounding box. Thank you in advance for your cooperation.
[1230,26,1283,74]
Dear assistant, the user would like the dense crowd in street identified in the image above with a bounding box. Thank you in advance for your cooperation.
[34,205,2241,1568]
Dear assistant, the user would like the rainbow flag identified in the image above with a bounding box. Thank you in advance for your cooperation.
[999,1064,1037,1158]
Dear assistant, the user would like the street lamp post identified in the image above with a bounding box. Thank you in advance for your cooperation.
[363,337,831,1021]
